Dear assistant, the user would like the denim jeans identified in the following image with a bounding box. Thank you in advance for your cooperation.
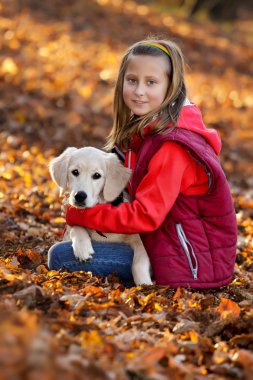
[48,240,135,286]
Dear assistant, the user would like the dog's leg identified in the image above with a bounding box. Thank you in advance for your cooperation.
[70,226,94,261]
[131,241,153,285]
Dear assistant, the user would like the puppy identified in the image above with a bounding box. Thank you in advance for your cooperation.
[49,147,152,285]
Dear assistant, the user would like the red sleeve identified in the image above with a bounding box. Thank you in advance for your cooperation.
[66,142,193,234]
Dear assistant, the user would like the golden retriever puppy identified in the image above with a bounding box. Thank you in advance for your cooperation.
[49,147,152,285]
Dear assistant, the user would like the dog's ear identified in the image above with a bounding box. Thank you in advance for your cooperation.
[103,153,132,202]
[49,147,77,195]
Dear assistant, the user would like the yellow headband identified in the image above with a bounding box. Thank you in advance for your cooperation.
[143,42,170,57]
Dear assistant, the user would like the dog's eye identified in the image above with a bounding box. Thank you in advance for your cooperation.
[92,172,101,180]
[72,169,79,177]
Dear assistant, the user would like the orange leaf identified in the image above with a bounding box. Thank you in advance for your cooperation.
[26,249,41,265]
[217,298,241,320]
[80,285,105,298]
[139,347,167,365]
[173,287,184,300]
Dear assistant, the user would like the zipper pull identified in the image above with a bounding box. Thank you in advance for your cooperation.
[192,268,198,280]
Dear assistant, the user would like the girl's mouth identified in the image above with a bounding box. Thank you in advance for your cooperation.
[133,100,147,104]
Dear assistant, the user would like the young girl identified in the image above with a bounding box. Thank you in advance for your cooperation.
[48,39,237,288]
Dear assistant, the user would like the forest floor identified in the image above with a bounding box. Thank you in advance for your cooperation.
[0,1,253,379]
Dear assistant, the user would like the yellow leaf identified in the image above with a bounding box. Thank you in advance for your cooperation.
[1,57,18,75]
[78,85,93,99]
[79,330,103,349]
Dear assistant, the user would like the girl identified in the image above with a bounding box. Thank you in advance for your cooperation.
[48,39,237,288]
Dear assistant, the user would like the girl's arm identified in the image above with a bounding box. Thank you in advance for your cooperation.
[66,142,193,234]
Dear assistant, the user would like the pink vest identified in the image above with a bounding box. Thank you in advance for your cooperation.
[130,128,237,288]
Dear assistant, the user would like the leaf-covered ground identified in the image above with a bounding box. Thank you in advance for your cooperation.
[0,1,253,379]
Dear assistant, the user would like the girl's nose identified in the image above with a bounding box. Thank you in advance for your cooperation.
[134,83,145,96]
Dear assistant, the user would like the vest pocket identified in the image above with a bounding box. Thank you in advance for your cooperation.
[176,223,198,280]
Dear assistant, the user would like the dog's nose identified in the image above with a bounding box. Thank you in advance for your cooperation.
[74,191,87,204]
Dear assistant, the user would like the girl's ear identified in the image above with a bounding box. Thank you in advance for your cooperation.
[49,147,77,195]
[103,153,132,202]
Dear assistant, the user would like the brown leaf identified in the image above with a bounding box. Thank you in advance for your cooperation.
[230,333,253,348]
[172,320,200,334]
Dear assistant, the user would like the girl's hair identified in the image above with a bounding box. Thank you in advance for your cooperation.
[105,38,187,151]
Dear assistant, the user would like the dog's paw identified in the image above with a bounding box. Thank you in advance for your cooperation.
[132,266,153,286]
[134,275,153,286]
[72,239,94,261]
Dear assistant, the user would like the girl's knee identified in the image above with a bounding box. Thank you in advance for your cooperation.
[48,242,64,270]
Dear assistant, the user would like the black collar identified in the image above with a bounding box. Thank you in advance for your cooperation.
[111,192,124,207]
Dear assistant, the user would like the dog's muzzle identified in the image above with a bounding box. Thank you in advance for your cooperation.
[74,191,87,206]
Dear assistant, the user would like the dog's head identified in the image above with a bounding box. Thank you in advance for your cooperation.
[49,147,132,207]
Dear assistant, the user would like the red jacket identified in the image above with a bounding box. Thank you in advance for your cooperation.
[66,103,222,234]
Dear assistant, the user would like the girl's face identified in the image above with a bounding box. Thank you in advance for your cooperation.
[123,54,170,116]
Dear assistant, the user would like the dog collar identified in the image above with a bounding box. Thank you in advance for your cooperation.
[95,231,107,238]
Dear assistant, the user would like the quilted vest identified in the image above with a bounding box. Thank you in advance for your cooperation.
[130,128,237,288]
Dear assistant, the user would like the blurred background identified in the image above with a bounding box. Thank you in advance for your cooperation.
[0,0,253,187]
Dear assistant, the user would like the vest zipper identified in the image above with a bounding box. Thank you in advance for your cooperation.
[176,223,198,280]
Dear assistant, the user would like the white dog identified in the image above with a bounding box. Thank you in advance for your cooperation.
[49,147,152,285]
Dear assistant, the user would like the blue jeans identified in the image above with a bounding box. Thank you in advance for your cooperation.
[48,241,135,286]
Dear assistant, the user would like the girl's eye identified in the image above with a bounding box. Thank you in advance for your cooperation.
[72,169,79,176]
[92,172,101,180]
[127,78,136,84]
[147,80,156,85]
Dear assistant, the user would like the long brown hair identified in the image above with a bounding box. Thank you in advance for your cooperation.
[105,38,187,151]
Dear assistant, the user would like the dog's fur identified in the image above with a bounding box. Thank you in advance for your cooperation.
[49,147,152,285]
